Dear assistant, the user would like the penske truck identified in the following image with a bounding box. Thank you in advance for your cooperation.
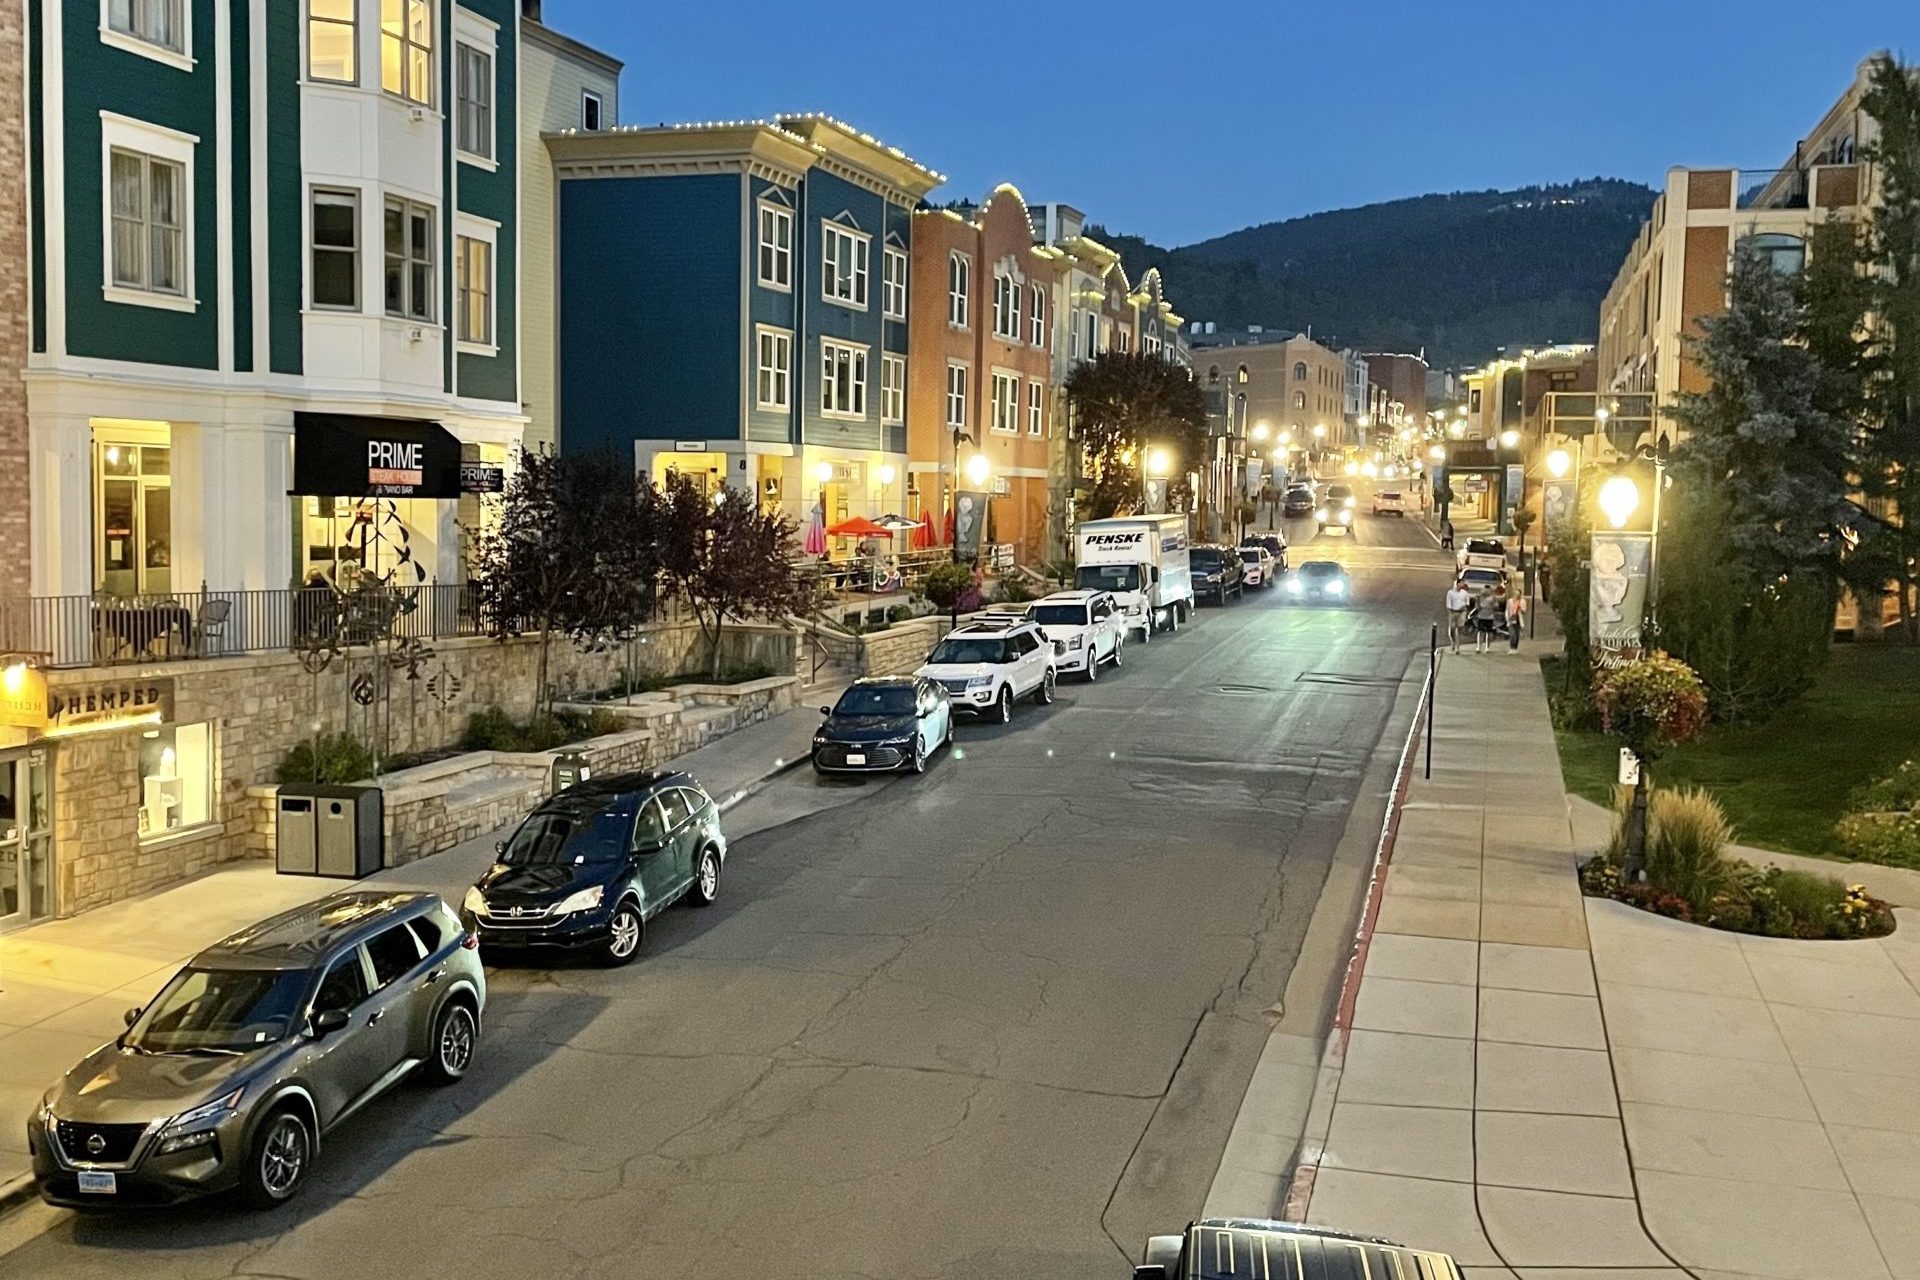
[1072,514,1195,640]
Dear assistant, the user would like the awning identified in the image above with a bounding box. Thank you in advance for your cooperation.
[291,413,463,500]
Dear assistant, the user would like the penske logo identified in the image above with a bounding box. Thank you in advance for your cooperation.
[1083,532,1146,547]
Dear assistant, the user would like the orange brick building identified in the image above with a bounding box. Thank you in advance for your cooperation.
[907,186,1064,566]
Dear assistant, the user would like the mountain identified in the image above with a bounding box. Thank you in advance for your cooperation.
[1096,178,1656,368]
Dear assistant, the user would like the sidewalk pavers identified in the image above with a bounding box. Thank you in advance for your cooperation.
[0,696,834,1193]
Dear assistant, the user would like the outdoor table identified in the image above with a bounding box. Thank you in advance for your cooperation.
[94,601,192,659]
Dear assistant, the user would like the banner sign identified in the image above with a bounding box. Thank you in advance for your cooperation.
[292,414,462,500]
[1505,464,1525,514]
[1245,459,1263,499]
[1589,531,1652,668]
[953,491,989,563]
[459,463,504,494]
[1542,480,1576,538]
[1143,478,1169,515]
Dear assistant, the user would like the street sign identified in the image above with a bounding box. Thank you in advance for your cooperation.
[1618,748,1641,786]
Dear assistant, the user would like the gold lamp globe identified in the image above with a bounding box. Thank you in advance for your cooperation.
[1546,449,1571,478]
[963,453,991,487]
[1598,475,1640,529]
[1145,448,1172,477]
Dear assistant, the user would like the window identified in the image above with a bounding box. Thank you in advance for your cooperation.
[455,232,492,345]
[581,90,603,131]
[1084,311,1096,355]
[109,148,186,297]
[366,925,424,988]
[948,252,970,328]
[138,721,213,839]
[946,361,968,429]
[107,0,184,56]
[310,189,358,309]
[380,0,433,106]
[882,354,905,424]
[756,326,792,411]
[1028,380,1044,437]
[882,246,907,319]
[1070,309,1081,358]
[757,202,791,290]
[384,197,435,321]
[1293,361,1307,381]
[455,44,492,160]
[1030,283,1046,346]
[991,371,1019,434]
[1292,391,1306,409]
[822,223,869,307]
[658,788,691,830]
[821,340,868,417]
[1739,232,1806,276]
[993,273,1019,338]
[406,914,445,954]
[312,954,370,1015]
[307,0,355,82]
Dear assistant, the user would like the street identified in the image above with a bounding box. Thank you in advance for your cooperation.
[3,514,1448,1280]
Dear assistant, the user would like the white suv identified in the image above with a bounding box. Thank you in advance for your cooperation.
[1027,590,1125,681]
[915,619,1058,723]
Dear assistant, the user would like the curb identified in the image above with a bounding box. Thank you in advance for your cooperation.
[0,1175,35,1220]
[1281,654,1432,1223]
[716,752,810,815]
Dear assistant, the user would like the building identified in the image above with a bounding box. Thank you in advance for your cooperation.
[1,0,27,602]
[518,0,619,453]
[1342,349,1370,438]
[1599,58,1879,415]
[1364,352,1429,428]
[906,186,1062,567]
[1190,329,1349,450]
[1452,345,1600,526]
[9,0,527,925]
[548,116,941,533]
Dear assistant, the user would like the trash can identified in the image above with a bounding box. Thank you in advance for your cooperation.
[276,783,383,878]
[551,751,592,794]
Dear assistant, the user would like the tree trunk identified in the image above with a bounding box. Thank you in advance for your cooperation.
[535,618,553,724]
[709,613,727,680]
[1623,765,1650,882]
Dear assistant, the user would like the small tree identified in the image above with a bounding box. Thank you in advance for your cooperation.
[1064,351,1208,520]
[1595,652,1709,881]
[660,478,811,678]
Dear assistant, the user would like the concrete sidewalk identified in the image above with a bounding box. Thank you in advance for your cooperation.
[1290,634,1920,1280]
[0,695,836,1193]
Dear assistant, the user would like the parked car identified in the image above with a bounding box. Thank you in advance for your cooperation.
[1189,544,1246,605]
[914,618,1058,722]
[1459,565,1506,594]
[1242,532,1287,571]
[1371,489,1406,516]
[1028,590,1126,680]
[1134,1218,1462,1280]
[32,892,484,1210]
[1458,537,1506,571]
[1287,560,1352,603]
[1282,485,1316,518]
[1238,544,1276,588]
[812,676,952,775]
[463,771,727,966]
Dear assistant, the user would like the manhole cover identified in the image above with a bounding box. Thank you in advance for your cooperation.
[1213,683,1273,695]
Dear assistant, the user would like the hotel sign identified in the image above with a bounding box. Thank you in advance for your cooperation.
[45,678,175,735]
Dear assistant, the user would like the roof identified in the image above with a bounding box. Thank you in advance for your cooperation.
[198,892,439,970]
[851,675,918,688]
[950,618,1034,635]
[521,17,624,77]
[1035,590,1102,602]
[1179,1218,1448,1279]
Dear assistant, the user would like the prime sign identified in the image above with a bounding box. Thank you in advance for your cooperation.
[368,439,426,489]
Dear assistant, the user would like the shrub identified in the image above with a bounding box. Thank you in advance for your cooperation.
[1834,810,1920,867]
[921,561,972,610]
[999,577,1037,604]
[462,707,625,753]
[1644,787,1738,912]
[1849,760,1920,814]
[886,604,914,624]
[275,733,375,785]
[1594,652,1710,760]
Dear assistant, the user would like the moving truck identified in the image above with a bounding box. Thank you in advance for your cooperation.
[1073,515,1195,639]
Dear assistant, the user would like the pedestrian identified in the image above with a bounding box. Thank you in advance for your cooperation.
[1506,588,1526,653]
[1440,517,1455,550]
[1538,556,1553,606]
[1444,578,1471,654]
[1471,584,1502,653]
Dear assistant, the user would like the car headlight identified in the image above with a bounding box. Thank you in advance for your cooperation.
[160,1088,243,1148]
[1316,508,1328,522]
[965,676,993,688]
[1126,603,1143,615]
[1344,497,1356,509]
[1327,580,1346,595]
[1068,635,1083,649]
[1339,509,1353,524]
[462,886,490,917]
[554,886,605,915]
[1288,579,1303,595]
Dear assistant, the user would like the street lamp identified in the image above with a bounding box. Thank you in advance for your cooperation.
[814,461,834,485]
[1598,475,1640,529]
[1143,447,1171,514]
[1499,429,1520,449]
[1278,429,1292,446]
[877,464,896,487]
[1428,444,1447,461]
[1251,422,1269,442]
[1547,449,1571,478]
[964,452,991,488]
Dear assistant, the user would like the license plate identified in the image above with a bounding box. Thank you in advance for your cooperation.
[77,1171,117,1195]
[845,753,866,765]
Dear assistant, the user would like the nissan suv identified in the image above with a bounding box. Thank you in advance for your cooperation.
[915,618,1058,722]
[32,892,484,1210]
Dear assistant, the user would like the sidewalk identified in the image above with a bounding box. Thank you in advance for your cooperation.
[1289,632,1920,1280]
[0,694,837,1194]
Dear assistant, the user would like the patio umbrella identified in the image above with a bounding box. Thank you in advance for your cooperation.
[913,503,937,549]
[825,516,895,539]
[874,514,922,535]
[803,500,827,556]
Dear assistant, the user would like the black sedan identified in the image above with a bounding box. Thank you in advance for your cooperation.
[1286,560,1352,603]
[462,770,726,966]
[812,676,952,776]
[1190,544,1246,605]
[1282,486,1315,518]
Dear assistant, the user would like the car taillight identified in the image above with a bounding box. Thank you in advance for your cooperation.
[461,931,480,950]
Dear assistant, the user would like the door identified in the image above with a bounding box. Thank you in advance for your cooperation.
[0,751,52,933]
[359,923,429,1075]
[657,788,698,896]
[631,795,677,912]
[1016,630,1046,692]
[304,949,381,1126]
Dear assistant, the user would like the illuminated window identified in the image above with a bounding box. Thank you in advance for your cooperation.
[307,0,355,82]
[822,223,869,308]
[139,722,214,840]
[380,0,433,106]
[821,339,868,417]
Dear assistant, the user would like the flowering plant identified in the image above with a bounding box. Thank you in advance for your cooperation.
[1594,652,1709,762]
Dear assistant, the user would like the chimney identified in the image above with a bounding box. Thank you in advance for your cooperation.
[521,0,543,21]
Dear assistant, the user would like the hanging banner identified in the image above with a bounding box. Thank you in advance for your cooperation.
[1143,478,1169,515]
[1542,480,1576,539]
[1504,464,1525,515]
[1589,531,1652,669]
[1244,459,1263,500]
[952,491,989,563]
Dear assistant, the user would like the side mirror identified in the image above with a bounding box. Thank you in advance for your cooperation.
[123,1006,143,1028]
[311,1008,351,1038]
[819,705,832,716]
[494,840,506,855]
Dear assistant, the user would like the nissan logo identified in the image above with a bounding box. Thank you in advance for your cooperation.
[86,1133,107,1155]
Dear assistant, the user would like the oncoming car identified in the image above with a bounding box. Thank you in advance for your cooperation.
[1282,485,1316,518]
[812,676,952,775]
[1288,560,1352,603]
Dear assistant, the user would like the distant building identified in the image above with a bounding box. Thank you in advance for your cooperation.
[1363,352,1430,427]
[1190,330,1348,451]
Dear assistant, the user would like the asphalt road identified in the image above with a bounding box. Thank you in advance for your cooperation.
[2,509,1449,1280]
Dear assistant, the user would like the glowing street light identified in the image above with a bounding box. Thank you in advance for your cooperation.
[1428,444,1447,461]
[1361,461,1379,478]
[1278,429,1292,445]
[1595,406,1611,425]
[877,464,896,486]
[1344,461,1360,476]
[814,461,835,485]
[1145,448,1172,478]
[1598,475,1640,529]
[963,453,992,487]
[1251,422,1270,442]
[1499,429,1521,449]
[1448,421,1466,438]
[1312,424,1327,440]
[1546,449,1571,478]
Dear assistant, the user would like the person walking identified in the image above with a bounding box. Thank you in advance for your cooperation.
[1470,583,1502,654]
[1505,587,1526,653]
[1440,517,1455,550]
[1538,556,1553,606]
[1444,578,1472,654]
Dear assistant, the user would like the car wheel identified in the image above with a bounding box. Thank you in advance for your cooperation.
[421,999,477,1085]
[1111,637,1123,668]
[1085,650,1098,681]
[995,685,1013,724]
[241,1110,312,1210]
[599,899,644,967]
[910,734,928,774]
[690,847,721,906]
[1035,667,1056,705]
[1167,606,1180,635]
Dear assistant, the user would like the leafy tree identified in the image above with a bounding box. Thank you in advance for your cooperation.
[659,477,812,678]
[1595,652,1709,881]
[1064,352,1208,520]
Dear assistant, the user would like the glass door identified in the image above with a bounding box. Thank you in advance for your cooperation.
[96,441,171,598]
[0,750,53,932]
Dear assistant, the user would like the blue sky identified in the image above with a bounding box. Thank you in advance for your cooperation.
[541,1,1915,246]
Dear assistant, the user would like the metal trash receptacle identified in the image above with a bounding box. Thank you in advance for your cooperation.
[551,751,592,794]
[275,795,318,874]
[277,783,384,878]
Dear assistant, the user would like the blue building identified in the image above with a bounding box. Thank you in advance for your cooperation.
[548,116,942,528]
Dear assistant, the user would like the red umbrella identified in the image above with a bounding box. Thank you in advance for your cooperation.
[914,503,937,549]
[825,516,894,539]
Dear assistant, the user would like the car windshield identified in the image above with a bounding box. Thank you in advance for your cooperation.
[1328,486,1353,500]
[834,686,917,716]
[1466,539,1504,555]
[1076,564,1141,592]
[929,637,1012,665]
[1031,604,1090,626]
[500,801,638,867]
[1190,550,1225,567]
[1300,563,1341,579]
[1239,549,1262,563]
[126,966,311,1054]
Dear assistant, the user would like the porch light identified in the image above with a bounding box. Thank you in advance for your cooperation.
[815,462,834,485]
[877,464,896,486]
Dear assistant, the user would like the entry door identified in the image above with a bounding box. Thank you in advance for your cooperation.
[0,751,53,932]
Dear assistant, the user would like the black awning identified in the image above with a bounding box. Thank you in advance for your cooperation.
[291,413,463,500]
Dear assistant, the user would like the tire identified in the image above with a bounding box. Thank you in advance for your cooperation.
[599,899,644,967]
[1084,650,1098,682]
[422,1000,477,1085]
[690,847,721,906]
[1111,637,1123,668]
[994,685,1013,724]
[1034,667,1056,705]
[910,734,928,774]
[240,1110,312,1210]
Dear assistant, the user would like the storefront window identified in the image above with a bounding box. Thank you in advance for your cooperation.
[96,437,171,597]
[139,723,214,840]
[298,496,437,590]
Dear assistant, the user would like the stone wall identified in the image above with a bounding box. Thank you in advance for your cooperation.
[858,616,958,676]
[47,623,796,916]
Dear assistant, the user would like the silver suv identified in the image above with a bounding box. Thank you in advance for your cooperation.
[31,891,485,1210]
